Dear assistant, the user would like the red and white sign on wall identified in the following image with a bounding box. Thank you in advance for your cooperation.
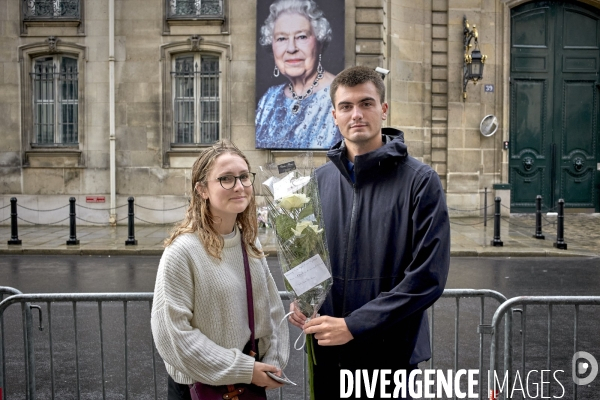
[86,196,106,203]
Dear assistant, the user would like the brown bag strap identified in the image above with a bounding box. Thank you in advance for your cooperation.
[241,241,256,355]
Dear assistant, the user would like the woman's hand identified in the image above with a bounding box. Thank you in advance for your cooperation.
[288,301,307,329]
[251,361,284,390]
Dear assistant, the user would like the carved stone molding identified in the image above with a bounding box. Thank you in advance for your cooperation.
[47,36,60,53]
[189,35,203,52]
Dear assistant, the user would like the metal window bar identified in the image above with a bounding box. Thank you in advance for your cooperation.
[429,289,508,400]
[168,0,222,17]
[489,296,600,400]
[32,59,55,144]
[59,58,78,144]
[172,56,220,145]
[199,56,219,144]
[23,0,80,19]
[173,57,195,143]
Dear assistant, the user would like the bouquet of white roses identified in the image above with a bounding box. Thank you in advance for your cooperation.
[260,154,332,320]
[260,154,332,397]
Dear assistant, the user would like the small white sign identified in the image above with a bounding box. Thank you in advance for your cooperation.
[284,254,331,297]
[273,172,310,200]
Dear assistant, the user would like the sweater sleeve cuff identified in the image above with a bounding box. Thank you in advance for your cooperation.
[237,354,257,385]
[261,353,280,370]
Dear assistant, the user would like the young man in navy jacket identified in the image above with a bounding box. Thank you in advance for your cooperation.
[290,66,451,399]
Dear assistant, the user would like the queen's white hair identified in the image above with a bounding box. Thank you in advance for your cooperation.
[259,0,332,47]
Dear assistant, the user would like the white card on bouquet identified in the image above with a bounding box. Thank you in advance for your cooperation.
[284,254,331,296]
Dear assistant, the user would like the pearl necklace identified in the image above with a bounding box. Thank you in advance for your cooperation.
[289,71,324,115]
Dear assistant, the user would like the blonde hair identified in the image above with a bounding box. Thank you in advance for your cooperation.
[165,140,262,260]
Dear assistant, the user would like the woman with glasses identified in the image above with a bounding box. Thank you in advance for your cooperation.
[151,140,289,400]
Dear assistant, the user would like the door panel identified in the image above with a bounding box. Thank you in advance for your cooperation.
[510,79,551,207]
[555,3,599,209]
[512,80,548,153]
[558,81,597,207]
[562,169,594,205]
[563,9,599,47]
[510,1,600,212]
[510,3,554,210]
[511,163,546,206]
[562,82,595,154]
[512,9,549,47]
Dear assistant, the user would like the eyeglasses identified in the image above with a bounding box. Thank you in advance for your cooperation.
[215,172,256,190]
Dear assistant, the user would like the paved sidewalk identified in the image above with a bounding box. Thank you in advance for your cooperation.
[1,214,599,257]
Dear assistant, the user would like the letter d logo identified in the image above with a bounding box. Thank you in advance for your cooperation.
[572,351,598,385]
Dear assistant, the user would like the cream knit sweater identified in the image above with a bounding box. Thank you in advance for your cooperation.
[151,228,289,385]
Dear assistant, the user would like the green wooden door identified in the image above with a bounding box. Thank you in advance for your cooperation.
[510,1,600,212]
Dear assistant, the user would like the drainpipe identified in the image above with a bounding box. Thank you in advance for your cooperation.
[108,0,116,224]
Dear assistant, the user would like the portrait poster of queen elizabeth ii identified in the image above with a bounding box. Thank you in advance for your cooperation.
[255,0,345,149]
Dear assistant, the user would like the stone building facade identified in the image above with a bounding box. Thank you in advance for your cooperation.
[1,0,599,225]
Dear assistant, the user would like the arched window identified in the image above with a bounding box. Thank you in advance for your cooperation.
[172,54,220,144]
[19,39,86,167]
[31,55,79,144]
[160,38,231,167]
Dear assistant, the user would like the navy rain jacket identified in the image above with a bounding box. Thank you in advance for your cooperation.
[314,132,450,366]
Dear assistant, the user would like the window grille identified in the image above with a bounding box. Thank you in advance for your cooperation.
[168,0,222,18]
[31,56,78,145]
[172,55,220,145]
[23,0,80,19]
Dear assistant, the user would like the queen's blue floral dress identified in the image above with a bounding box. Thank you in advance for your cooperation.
[255,84,342,149]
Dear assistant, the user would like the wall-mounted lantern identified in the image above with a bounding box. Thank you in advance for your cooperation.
[463,16,487,100]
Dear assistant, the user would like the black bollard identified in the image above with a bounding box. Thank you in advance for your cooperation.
[491,197,503,246]
[125,197,138,245]
[483,187,488,227]
[533,195,545,239]
[8,197,22,245]
[66,197,79,245]
[553,199,567,249]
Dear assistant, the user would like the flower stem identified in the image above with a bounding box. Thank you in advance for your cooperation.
[306,333,317,400]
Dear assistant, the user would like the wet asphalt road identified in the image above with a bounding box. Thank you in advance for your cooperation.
[1,255,600,399]
[2,255,599,296]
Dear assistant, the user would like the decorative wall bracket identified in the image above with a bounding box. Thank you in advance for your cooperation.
[463,16,487,100]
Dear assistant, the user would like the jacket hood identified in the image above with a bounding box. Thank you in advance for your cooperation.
[382,127,404,142]
[326,131,408,184]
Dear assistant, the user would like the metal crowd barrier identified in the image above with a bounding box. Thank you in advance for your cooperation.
[487,296,600,400]
[429,289,508,400]
[0,286,35,400]
[0,290,294,400]
[9,289,578,400]
[0,292,156,400]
